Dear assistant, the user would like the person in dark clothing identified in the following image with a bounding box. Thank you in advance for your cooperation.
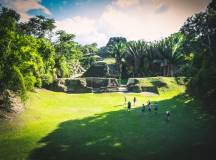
[133,97,137,106]
[147,101,152,112]
[128,101,131,111]
[166,111,171,121]
[154,102,159,114]
[141,104,145,113]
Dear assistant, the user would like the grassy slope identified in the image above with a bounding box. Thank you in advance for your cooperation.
[0,77,215,160]
[139,77,186,94]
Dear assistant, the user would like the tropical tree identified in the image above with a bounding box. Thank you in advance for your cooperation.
[126,40,149,77]
[181,0,216,106]
[55,55,69,78]
[37,38,55,85]
[100,37,127,58]
[18,15,56,38]
[80,43,98,69]
[54,30,84,77]
[108,42,126,79]
[0,7,46,99]
[156,33,185,76]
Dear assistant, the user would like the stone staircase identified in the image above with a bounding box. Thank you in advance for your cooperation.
[118,85,128,92]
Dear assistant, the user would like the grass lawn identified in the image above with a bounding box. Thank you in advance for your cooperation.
[0,78,216,160]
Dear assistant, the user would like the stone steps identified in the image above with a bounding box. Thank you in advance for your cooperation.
[118,85,128,92]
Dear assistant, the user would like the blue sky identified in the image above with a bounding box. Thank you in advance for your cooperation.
[0,0,211,47]
[41,0,111,19]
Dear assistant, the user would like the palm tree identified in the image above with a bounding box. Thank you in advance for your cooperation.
[157,33,185,76]
[126,40,149,77]
[108,42,126,80]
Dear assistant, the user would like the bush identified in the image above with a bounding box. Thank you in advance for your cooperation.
[10,66,27,100]
[24,74,36,91]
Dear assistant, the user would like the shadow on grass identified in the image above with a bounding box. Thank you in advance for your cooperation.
[29,94,216,160]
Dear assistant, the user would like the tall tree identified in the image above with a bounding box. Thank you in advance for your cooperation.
[100,37,127,58]
[126,41,148,77]
[157,33,185,76]
[18,15,55,38]
[108,42,126,79]
[54,30,84,77]
[37,38,55,85]
[181,0,216,106]
[0,8,45,99]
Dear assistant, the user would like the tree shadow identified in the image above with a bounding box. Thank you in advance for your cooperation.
[151,80,168,88]
[29,94,216,160]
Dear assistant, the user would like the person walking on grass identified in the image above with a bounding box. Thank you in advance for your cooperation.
[128,101,131,111]
[141,104,145,113]
[154,102,159,114]
[133,97,137,106]
[147,101,152,112]
[166,111,171,121]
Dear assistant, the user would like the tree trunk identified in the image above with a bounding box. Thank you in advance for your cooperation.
[167,65,170,76]
[163,66,166,76]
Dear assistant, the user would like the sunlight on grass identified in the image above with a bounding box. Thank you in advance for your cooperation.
[0,78,215,160]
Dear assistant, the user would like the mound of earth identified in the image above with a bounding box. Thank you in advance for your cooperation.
[127,77,186,94]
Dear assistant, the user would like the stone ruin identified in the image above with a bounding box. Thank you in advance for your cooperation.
[48,77,119,93]
[48,61,120,93]
[82,62,119,78]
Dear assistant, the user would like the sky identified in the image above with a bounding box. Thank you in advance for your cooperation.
[0,0,211,47]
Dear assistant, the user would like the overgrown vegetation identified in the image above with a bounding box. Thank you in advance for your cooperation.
[181,0,216,107]
[0,1,215,107]
[0,7,98,100]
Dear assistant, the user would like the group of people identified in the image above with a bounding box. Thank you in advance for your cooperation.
[125,96,171,121]
[141,101,158,114]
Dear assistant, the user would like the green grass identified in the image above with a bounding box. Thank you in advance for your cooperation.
[0,78,215,160]
[137,77,186,93]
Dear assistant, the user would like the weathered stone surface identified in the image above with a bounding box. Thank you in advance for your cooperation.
[82,62,119,78]
[65,79,92,93]
[48,77,119,93]
[1,90,23,113]
[48,79,67,92]
[127,78,139,85]
[48,78,92,93]
[127,84,142,93]
[127,78,142,92]
[82,62,109,77]
[85,77,119,92]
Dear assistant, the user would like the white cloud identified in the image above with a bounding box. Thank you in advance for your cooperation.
[98,1,172,42]
[56,16,96,35]
[55,0,211,47]
[112,0,141,8]
[0,0,51,21]
[55,16,108,47]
